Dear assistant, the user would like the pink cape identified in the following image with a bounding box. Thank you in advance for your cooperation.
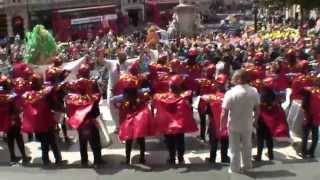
[153,93,198,135]
[260,105,289,137]
[22,92,56,133]
[118,104,155,141]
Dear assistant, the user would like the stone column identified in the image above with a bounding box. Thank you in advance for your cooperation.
[6,11,13,37]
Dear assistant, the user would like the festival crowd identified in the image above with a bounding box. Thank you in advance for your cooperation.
[0,18,320,173]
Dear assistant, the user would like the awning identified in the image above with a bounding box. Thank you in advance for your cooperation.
[145,0,179,5]
[57,4,117,13]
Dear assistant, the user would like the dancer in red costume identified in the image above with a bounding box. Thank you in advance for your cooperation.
[65,63,105,167]
[300,76,320,158]
[153,74,198,164]
[0,75,31,165]
[21,73,65,166]
[11,54,33,79]
[112,74,154,164]
[202,75,230,164]
[45,57,73,143]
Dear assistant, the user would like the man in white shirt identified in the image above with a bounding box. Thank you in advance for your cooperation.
[221,69,260,173]
[104,52,138,131]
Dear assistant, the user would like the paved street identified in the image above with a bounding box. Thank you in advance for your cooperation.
[0,100,319,180]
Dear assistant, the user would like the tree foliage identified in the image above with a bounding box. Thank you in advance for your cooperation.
[262,0,320,9]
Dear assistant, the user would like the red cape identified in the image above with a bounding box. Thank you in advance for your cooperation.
[203,93,228,139]
[291,74,314,100]
[118,104,155,141]
[153,92,198,135]
[12,62,32,79]
[260,104,289,137]
[264,73,290,92]
[0,94,13,132]
[65,93,100,129]
[22,89,57,133]
[182,64,202,91]
[151,72,170,93]
[308,88,320,126]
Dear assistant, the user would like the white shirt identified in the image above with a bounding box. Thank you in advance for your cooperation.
[222,84,260,133]
[104,58,138,94]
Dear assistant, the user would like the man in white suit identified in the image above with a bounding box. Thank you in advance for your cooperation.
[104,52,138,131]
[221,69,260,173]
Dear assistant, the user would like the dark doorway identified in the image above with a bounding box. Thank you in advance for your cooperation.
[128,9,140,27]
[12,16,25,39]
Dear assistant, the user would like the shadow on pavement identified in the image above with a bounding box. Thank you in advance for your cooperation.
[252,160,275,168]
[244,170,296,179]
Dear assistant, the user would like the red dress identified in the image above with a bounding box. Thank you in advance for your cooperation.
[153,92,198,135]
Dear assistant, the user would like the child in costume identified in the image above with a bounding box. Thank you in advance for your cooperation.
[65,63,104,167]
[0,75,31,165]
[153,74,198,164]
[112,74,154,165]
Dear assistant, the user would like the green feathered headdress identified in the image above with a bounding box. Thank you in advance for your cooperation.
[24,25,57,65]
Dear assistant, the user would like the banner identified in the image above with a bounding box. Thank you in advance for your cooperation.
[30,57,86,82]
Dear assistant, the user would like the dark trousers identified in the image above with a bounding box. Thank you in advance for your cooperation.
[164,133,185,163]
[199,112,207,141]
[7,125,27,160]
[61,117,68,139]
[78,125,102,164]
[209,138,229,161]
[36,131,62,163]
[302,124,319,156]
[208,126,229,162]
[256,120,274,160]
[125,138,145,163]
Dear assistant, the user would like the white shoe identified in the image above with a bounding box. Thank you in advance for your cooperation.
[228,168,241,174]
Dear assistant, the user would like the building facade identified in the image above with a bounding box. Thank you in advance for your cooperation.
[0,0,215,40]
[1,0,120,40]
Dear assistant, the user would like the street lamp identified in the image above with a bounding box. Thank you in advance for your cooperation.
[253,0,258,32]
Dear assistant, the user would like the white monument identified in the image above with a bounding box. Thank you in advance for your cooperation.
[169,0,202,36]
